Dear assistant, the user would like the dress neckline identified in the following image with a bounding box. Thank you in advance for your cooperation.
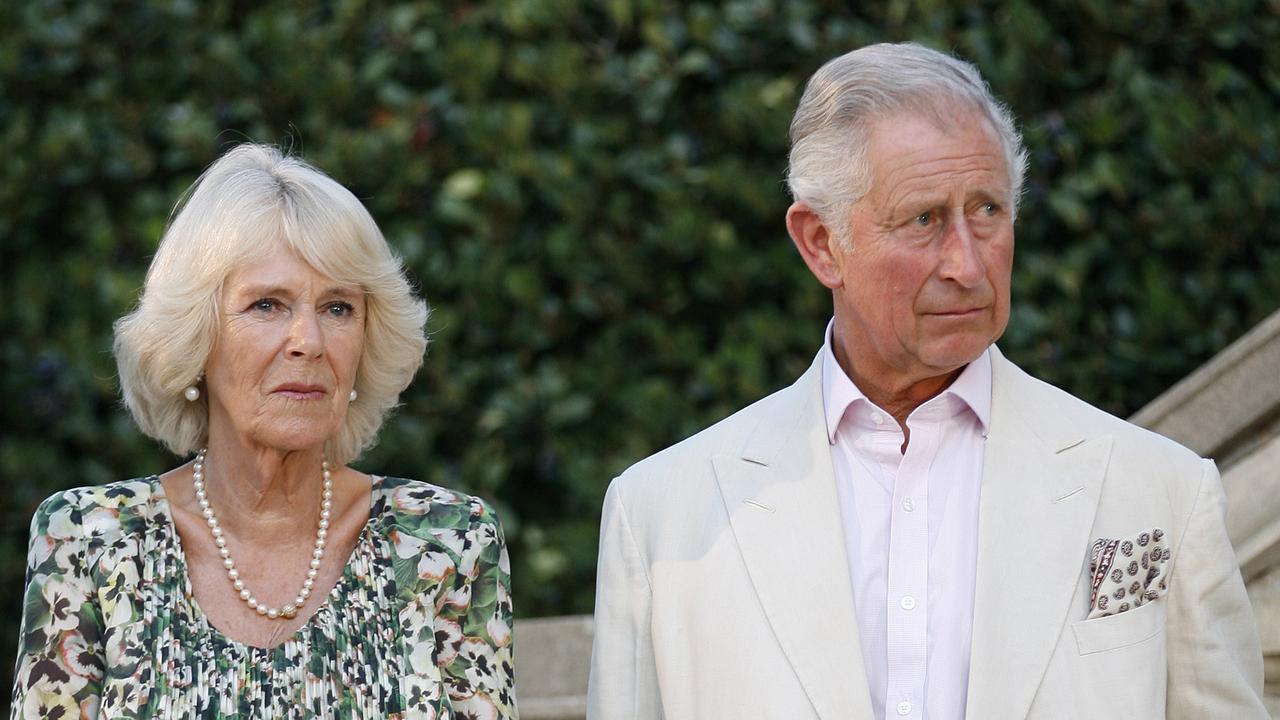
[150,474,384,652]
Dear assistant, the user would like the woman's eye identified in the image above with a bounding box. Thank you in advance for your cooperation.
[914,212,932,226]
[250,298,279,312]
[325,301,355,317]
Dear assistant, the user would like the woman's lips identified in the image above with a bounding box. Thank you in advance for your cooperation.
[272,384,327,400]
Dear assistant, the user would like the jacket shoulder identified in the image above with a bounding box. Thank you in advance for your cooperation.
[610,374,807,500]
[609,353,819,497]
[997,353,1207,480]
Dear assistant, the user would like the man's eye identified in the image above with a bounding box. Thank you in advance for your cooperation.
[982,202,999,216]
[914,212,933,227]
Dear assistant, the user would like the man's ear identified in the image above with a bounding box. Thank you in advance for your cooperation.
[786,201,844,289]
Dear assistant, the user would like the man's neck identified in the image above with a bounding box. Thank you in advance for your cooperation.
[831,342,964,430]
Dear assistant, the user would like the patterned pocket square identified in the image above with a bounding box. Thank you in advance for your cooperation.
[1088,529,1170,620]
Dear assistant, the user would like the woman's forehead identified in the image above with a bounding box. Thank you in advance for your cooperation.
[223,243,359,296]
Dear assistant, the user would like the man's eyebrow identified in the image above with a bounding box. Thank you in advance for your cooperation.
[883,190,948,218]
[969,187,1013,204]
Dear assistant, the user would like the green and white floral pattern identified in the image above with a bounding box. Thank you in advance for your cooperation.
[10,476,516,719]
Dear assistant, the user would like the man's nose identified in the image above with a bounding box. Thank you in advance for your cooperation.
[938,214,985,288]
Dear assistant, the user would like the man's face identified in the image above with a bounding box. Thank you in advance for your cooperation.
[832,110,1014,388]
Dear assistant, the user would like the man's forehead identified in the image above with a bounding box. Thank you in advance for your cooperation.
[862,111,1010,201]
[863,102,1002,149]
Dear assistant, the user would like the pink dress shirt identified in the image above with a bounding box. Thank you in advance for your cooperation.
[822,322,991,720]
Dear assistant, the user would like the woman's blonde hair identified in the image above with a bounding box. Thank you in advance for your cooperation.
[114,143,428,464]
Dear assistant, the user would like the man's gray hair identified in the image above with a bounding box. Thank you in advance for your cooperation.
[787,42,1028,246]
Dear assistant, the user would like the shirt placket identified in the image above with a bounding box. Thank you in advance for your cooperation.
[884,422,939,719]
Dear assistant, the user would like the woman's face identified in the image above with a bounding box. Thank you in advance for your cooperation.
[203,242,365,454]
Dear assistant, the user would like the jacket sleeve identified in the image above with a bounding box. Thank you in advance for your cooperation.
[10,491,104,720]
[1165,459,1268,718]
[587,479,664,720]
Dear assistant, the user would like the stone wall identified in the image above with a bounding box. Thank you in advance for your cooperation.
[515,615,593,720]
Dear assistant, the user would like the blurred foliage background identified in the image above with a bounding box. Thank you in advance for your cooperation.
[2,0,1278,705]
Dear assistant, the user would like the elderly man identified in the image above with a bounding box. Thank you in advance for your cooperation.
[587,42,1266,719]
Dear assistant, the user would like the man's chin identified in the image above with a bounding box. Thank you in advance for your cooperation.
[919,337,993,372]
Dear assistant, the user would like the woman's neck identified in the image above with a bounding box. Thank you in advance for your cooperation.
[197,435,329,543]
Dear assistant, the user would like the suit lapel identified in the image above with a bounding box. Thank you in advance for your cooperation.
[713,355,874,720]
[965,349,1113,718]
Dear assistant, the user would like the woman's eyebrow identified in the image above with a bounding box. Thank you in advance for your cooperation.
[233,283,294,299]
[322,286,363,299]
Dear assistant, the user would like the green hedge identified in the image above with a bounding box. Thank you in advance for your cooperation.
[3,0,1278,704]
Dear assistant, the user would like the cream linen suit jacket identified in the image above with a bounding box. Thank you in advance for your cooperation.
[587,347,1266,719]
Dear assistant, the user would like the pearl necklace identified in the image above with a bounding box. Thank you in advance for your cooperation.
[191,449,332,620]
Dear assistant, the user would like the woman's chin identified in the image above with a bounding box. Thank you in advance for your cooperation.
[233,421,342,456]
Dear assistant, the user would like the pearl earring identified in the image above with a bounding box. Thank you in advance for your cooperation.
[348,389,358,402]
[184,375,204,402]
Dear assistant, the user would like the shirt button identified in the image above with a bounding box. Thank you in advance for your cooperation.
[897,700,912,715]
[872,412,885,425]
[902,498,913,512]
[900,595,916,610]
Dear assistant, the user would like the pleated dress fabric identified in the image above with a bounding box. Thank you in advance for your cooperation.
[11,476,516,720]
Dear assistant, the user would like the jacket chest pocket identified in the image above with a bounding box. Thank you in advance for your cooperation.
[1048,600,1167,719]
[1072,598,1164,655]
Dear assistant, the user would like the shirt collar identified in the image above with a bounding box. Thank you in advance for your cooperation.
[820,318,993,444]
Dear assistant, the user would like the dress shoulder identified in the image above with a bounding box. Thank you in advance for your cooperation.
[30,478,163,546]
[371,476,503,540]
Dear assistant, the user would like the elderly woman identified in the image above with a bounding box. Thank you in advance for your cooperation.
[11,144,516,718]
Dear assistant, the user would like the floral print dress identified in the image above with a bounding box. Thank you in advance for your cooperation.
[10,476,517,719]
